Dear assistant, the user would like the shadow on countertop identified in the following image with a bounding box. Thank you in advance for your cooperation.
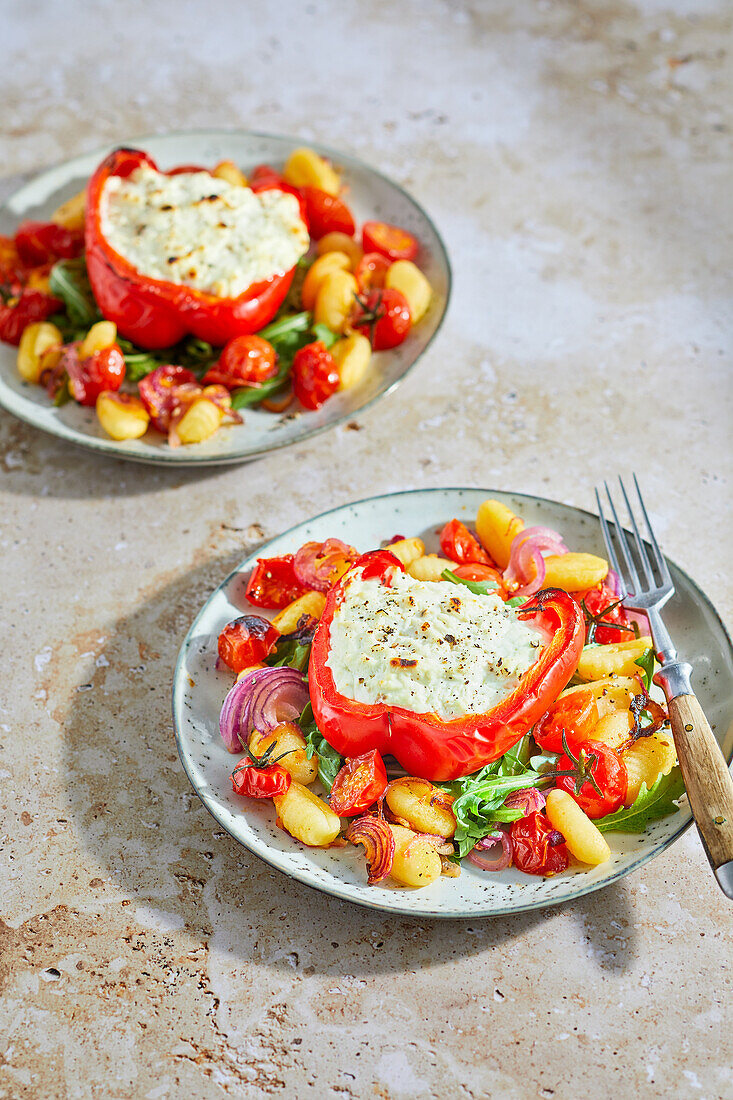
[56,551,638,978]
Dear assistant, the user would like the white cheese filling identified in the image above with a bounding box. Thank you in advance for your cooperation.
[326,572,545,720]
[100,164,309,298]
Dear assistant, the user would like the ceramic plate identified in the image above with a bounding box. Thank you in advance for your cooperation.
[0,130,450,466]
[172,488,733,917]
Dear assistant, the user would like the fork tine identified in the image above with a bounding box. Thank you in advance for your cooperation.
[595,488,626,597]
[619,475,654,589]
[604,481,639,594]
[632,472,671,585]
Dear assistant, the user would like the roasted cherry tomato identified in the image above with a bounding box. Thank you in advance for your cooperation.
[231,758,291,799]
[329,749,388,816]
[167,164,209,175]
[0,287,62,346]
[359,549,403,586]
[218,614,280,673]
[203,334,277,389]
[533,688,599,754]
[352,288,411,351]
[138,365,200,432]
[440,519,492,567]
[249,163,286,187]
[354,252,391,293]
[14,220,84,267]
[556,739,627,818]
[362,220,418,262]
[301,186,355,239]
[67,344,126,406]
[292,340,339,409]
[511,811,569,876]
[245,554,309,610]
[577,580,634,645]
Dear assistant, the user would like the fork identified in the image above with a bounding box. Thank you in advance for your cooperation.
[596,475,733,899]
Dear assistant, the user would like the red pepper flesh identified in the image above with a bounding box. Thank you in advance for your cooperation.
[309,552,586,781]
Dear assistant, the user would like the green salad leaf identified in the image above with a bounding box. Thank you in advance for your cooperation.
[231,312,337,410]
[265,636,312,674]
[596,768,685,833]
[49,258,101,330]
[299,702,343,791]
[441,568,498,596]
[440,760,549,859]
[637,647,656,692]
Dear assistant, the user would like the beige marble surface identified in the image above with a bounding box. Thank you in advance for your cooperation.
[1,1,732,1097]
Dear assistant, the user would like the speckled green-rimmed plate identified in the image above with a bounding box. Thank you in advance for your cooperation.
[172,488,733,917]
[0,129,450,466]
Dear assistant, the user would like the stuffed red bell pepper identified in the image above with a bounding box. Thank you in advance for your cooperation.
[308,550,585,782]
[84,148,309,349]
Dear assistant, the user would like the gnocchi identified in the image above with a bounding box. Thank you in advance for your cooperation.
[545,789,611,866]
[273,781,341,847]
[250,723,318,786]
[389,824,443,887]
[475,500,524,568]
[271,591,327,634]
[386,777,457,837]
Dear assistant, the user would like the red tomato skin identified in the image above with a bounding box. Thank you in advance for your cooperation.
[0,288,62,346]
[577,580,634,645]
[452,562,507,598]
[329,749,388,816]
[352,288,412,351]
[138,365,199,432]
[354,252,391,293]
[362,220,418,262]
[218,615,280,673]
[15,220,84,267]
[359,550,403,586]
[203,334,277,389]
[292,341,339,409]
[245,555,308,610]
[439,519,492,566]
[556,740,627,818]
[231,759,291,798]
[511,812,569,876]
[533,688,599,754]
[301,187,355,239]
[67,344,126,406]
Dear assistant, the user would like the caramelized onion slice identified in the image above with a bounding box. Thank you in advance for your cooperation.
[345,815,395,885]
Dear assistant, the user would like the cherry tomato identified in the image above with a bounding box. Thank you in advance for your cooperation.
[533,688,599,754]
[359,549,403,586]
[511,811,569,876]
[245,555,309,610]
[292,340,339,410]
[167,164,209,175]
[218,615,280,673]
[66,344,126,407]
[439,519,492,567]
[362,220,418,262]
[329,749,388,816]
[0,237,27,285]
[14,221,84,267]
[577,580,634,645]
[452,562,507,598]
[0,287,61,346]
[249,163,285,187]
[300,186,355,239]
[352,289,412,351]
[354,252,391,293]
[556,739,627,818]
[203,335,277,389]
[138,365,200,432]
[231,759,291,799]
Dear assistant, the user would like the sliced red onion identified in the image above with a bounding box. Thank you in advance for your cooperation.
[503,787,546,814]
[346,816,395,884]
[503,526,569,597]
[293,538,359,591]
[467,831,513,872]
[219,666,308,753]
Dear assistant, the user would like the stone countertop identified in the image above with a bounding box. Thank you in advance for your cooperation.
[1,2,731,1097]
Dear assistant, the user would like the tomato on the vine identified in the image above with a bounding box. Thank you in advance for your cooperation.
[533,688,599,754]
[577,580,634,645]
[439,519,492,566]
[0,287,61,346]
[245,555,308,610]
[218,615,280,673]
[14,220,84,267]
[301,187,355,239]
[510,811,569,876]
[362,220,418,262]
[352,288,411,350]
[231,758,291,799]
[66,344,126,406]
[354,252,391,293]
[292,340,339,409]
[555,739,627,818]
[329,749,388,816]
[203,334,277,389]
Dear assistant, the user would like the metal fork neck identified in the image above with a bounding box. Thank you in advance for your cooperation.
[645,606,693,700]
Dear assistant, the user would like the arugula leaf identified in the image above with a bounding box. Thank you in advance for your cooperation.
[231,359,292,410]
[505,596,525,608]
[49,258,101,329]
[530,750,559,773]
[259,310,312,345]
[265,638,311,674]
[596,768,685,833]
[637,647,656,692]
[497,734,532,776]
[311,323,338,349]
[441,568,498,596]
[441,764,549,859]
[299,702,343,791]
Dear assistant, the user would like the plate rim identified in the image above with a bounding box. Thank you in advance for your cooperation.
[0,127,452,467]
[172,485,733,918]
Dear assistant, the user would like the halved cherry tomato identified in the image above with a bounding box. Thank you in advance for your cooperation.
[360,549,403,586]
[577,580,634,645]
[292,340,339,409]
[452,563,507,598]
[245,555,309,610]
[439,519,492,567]
[203,334,277,389]
[14,221,84,267]
[218,615,280,673]
[362,221,418,262]
[0,287,62,346]
[294,539,359,591]
[231,758,291,798]
[352,288,411,351]
[354,252,391,293]
[249,164,285,187]
[556,739,627,818]
[67,344,126,406]
[138,365,200,432]
[301,187,355,239]
[510,811,569,876]
[329,749,388,816]
[533,688,599,754]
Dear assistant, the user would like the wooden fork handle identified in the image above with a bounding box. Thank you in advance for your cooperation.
[669,693,733,897]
